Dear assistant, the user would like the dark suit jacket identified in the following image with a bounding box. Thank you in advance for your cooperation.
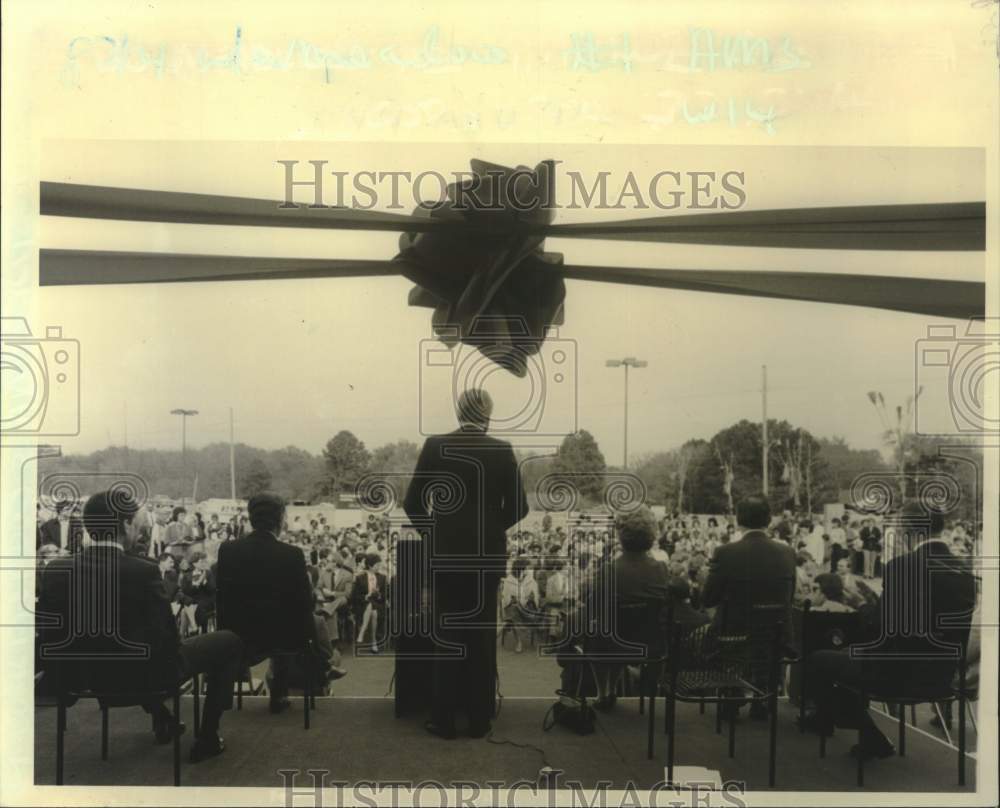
[162,569,180,602]
[404,427,527,563]
[702,529,796,638]
[38,517,86,553]
[215,530,315,655]
[860,526,882,552]
[861,539,976,689]
[37,544,182,693]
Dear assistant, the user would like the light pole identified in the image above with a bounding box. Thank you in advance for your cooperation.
[605,357,647,469]
[170,408,198,500]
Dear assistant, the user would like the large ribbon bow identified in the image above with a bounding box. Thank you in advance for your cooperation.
[393,159,565,377]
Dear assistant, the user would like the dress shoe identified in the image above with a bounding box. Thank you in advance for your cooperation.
[468,721,492,739]
[424,720,457,740]
[189,733,225,763]
[153,712,186,744]
[269,697,291,714]
[325,664,348,681]
[797,711,835,737]
[748,702,769,721]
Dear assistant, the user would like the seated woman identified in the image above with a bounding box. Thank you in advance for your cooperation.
[501,557,542,653]
[558,506,672,710]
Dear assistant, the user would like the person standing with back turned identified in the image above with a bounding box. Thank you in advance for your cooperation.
[404,389,528,739]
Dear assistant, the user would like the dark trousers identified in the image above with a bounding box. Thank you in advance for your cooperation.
[254,616,333,702]
[807,649,884,739]
[430,574,499,729]
[146,629,243,736]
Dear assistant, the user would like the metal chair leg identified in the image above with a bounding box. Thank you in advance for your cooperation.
[768,694,778,787]
[236,672,243,710]
[100,705,109,760]
[192,674,201,738]
[857,689,866,788]
[715,695,722,734]
[173,690,181,787]
[958,674,967,786]
[933,702,953,746]
[56,697,66,785]
[304,677,311,730]
[666,692,677,786]
[898,705,906,756]
[646,673,656,760]
[857,722,865,787]
[728,705,736,758]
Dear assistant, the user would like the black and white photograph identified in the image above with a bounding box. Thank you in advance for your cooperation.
[1,3,997,807]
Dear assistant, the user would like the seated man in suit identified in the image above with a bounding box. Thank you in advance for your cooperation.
[37,490,244,763]
[216,493,344,714]
[702,495,796,719]
[802,503,976,759]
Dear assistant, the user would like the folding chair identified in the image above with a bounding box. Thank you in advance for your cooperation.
[663,601,786,787]
[826,643,970,787]
[55,682,189,786]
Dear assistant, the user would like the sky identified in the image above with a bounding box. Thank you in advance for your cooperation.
[31,140,984,462]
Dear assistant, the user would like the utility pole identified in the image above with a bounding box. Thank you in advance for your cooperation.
[229,407,237,500]
[123,402,128,469]
[762,365,769,496]
[606,356,648,469]
[170,408,198,503]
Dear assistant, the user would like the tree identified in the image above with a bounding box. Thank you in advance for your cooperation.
[321,430,371,496]
[685,439,725,513]
[238,457,272,498]
[632,451,681,508]
[517,451,555,508]
[901,435,980,523]
[366,439,421,507]
[813,436,886,503]
[549,430,607,506]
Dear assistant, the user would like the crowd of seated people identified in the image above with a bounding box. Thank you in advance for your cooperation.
[35,495,412,716]
[35,486,981,763]
[496,498,980,753]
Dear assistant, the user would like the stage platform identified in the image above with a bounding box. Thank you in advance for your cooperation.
[35,693,976,792]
